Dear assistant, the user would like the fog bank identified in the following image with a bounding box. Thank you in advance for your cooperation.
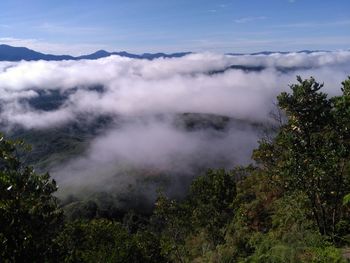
[0,51,349,197]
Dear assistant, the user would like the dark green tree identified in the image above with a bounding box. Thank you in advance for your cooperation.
[57,219,146,263]
[189,168,237,246]
[153,192,191,263]
[0,134,63,262]
[254,76,350,239]
[153,169,237,262]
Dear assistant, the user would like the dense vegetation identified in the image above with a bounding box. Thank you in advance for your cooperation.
[1,76,350,262]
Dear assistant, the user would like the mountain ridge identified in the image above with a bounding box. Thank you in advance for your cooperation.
[0,44,192,61]
[0,44,334,62]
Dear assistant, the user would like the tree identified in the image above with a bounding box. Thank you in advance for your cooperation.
[153,192,191,263]
[56,219,146,263]
[0,134,63,262]
[253,76,350,239]
[189,168,237,246]
[153,169,237,262]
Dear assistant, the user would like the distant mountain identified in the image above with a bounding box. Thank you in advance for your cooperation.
[0,44,75,61]
[227,50,330,56]
[76,50,113,60]
[0,44,191,61]
[0,44,332,62]
[76,50,191,60]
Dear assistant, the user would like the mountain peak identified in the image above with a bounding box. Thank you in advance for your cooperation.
[77,50,112,60]
[93,50,110,55]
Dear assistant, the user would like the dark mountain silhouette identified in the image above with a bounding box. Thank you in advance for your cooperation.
[227,50,330,56]
[0,44,75,61]
[0,44,330,62]
[0,44,191,61]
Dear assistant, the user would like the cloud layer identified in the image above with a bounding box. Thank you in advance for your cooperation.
[0,52,349,196]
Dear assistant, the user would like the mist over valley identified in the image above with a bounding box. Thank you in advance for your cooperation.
[1,50,350,213]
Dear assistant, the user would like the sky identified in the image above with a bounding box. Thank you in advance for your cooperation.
[0,0,350,55]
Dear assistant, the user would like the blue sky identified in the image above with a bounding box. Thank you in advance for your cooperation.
[0,0,349,55]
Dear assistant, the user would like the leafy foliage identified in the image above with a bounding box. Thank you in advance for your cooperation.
[0,134,63,262]
[57,219,143,263]
[254,76,350,239]
[153,169,237,262]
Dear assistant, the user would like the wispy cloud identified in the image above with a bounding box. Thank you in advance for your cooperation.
[36,23,106,35]
[235,16,267,24]
[274,20,350,29]
[207,3,230,13]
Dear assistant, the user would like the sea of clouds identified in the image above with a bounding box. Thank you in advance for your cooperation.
[0,51,349,196]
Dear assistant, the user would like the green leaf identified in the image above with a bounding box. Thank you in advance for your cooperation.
[343,194,350,206]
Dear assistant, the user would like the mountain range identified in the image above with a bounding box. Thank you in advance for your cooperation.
[0,44,331,62]
[0,44,191,61]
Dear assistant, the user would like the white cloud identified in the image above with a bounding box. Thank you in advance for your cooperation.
[1,52,350,129]
[235,16,267,24]
[0,52,349,194]
[273,20,350,29]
